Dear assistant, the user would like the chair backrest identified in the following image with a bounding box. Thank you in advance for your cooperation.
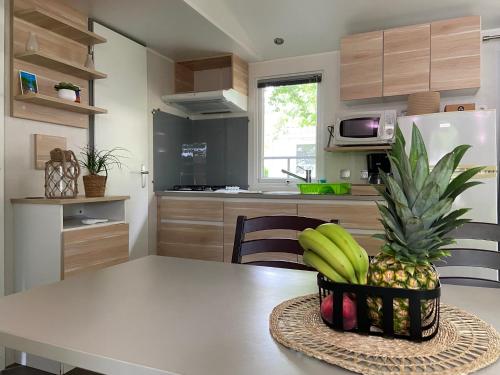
[231,215,327,270]
[434,222,500,288]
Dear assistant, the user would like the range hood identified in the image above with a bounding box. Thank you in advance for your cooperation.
[161,89,247,115]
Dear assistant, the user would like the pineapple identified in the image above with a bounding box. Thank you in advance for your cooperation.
[368,124,484,334]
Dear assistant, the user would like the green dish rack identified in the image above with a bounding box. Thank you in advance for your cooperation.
[297,183,351,195]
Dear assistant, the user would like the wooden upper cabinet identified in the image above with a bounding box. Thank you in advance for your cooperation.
[340,31,383,100]
[383,24,430,96]
[174,54,249,96]
[431,16,481,91]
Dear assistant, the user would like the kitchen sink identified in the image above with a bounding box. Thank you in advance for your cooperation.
[261,191,300,195]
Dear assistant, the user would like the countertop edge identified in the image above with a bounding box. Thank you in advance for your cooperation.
[155,191,383,201]
[11,195,131,205]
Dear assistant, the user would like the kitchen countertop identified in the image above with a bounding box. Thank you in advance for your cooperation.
[11,195,130,205]
[156,190,384,201]
[0,256,498,375]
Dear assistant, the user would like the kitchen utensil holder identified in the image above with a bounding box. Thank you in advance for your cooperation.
[317,273,441,342]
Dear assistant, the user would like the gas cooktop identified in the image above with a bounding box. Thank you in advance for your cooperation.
[171,185,230,192]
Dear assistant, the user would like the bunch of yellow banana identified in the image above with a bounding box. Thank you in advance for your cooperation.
[298,223,369,284]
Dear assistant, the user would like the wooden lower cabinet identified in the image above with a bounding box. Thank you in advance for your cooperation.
[159,197,223,221]
[157,197,384,263]
[62,223,129,279]
[352,233,384,256]
[223,201,298,263]
[297,202,382,230]
[158,221,223,262]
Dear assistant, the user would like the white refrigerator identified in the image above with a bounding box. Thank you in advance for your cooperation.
[398,110,498,280]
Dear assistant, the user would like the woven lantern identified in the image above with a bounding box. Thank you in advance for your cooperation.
[44,148,80,199]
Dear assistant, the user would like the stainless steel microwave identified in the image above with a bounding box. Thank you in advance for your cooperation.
[332,110,397,146]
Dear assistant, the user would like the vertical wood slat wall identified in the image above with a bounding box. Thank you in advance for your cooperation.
[11,0,107,128]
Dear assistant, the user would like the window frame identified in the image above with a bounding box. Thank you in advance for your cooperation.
[255,72,324,185]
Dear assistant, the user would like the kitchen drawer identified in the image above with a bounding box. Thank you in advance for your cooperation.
[159,197,223,222]
[297,202,382,230]
[62,223,129,278]
[158,221,223,262]
[223,201,298,262]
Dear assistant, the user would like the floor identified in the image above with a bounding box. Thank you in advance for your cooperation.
[2,365,100,375]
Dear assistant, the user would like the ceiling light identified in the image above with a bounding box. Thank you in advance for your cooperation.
[274,37,284,45]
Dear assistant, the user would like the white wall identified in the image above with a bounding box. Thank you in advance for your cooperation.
[0,0,5,368]
[3,0,88,297]
[146,49,186,254]
[93,23,149,260]
[248,29,500,188]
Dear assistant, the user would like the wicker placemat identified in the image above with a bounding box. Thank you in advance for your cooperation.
[270,294,500,375]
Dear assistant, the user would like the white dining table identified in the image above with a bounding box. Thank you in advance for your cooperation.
[0,255,498,375]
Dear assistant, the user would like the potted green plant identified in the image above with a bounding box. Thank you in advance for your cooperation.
[80,146,125,197]
[54,82,80,102]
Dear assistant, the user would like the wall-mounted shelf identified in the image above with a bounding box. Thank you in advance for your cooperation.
[325,145,392,153]
[15,8,106,45]
[15,93,107,115]
[16,51,107,80]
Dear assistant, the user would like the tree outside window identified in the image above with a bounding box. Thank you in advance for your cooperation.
[261,82,318,179]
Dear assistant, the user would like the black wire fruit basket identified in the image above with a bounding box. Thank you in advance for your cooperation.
[317,273,441,342]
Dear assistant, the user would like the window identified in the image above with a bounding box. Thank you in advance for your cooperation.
[258,74,320,181]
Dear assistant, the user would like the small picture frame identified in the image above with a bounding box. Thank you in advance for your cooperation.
[19,70,38,95]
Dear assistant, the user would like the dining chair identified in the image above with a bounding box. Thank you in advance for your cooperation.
[231,215,327,270]
[434,222,500,288]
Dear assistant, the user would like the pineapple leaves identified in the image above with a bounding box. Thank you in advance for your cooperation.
[372,233,387,241]
[451,144,472,171]
[412,182,440,217]
[446,181,483,200]
[443,166,484,199]
[413,157,428,191]
[409,124,428,175]
[426,152,455,197]
[378,123,483,264]
[421,198,453,229]
[437,208,471,224]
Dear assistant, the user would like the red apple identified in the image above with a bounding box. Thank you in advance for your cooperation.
[320,293,357,330]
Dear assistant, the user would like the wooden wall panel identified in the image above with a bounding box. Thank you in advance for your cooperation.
[174,54,248,95]
[34,133,66,169]
[383,24,430,96]
[11,0,102,127]
[231,54,249,96]
[174,63,194,93]
[431,16,481,91]
[340,31,383,100]
[15,0,88,28]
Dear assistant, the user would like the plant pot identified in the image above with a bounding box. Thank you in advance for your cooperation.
[57,89,77,102]
[83,175,107,197]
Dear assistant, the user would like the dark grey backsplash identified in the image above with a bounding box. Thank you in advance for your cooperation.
[153,111,248,191]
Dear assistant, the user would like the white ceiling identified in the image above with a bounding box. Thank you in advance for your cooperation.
[69,0,256,61]
[70,0,500,62]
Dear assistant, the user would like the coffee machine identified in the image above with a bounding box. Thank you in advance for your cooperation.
[366,153,391,184]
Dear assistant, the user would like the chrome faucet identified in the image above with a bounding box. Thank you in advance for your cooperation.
[281,167,312,183]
